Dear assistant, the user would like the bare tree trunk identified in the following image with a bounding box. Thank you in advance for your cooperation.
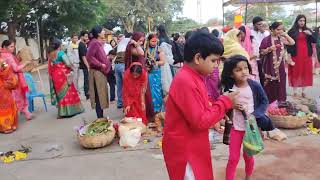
[44,38,48,62]
[7,22,17,41]
[121,17,134,33]
[24,36,29,46]
[38,18,45,63]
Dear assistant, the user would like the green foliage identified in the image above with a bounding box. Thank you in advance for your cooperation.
[104,0,183,33]
[224,4,287,27]
[224,4,318,29]
[167,17,200,34]
[0,0,107,39]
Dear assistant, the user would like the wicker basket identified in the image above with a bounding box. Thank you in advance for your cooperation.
[270,115,308,129]
[77,119,116,149]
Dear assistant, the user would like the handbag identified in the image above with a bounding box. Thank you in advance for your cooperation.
[223,115,232,145]
[242,111,264,156]
[146,57,156,72]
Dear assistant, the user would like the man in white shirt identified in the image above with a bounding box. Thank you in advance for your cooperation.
[250,16,270,85]
[104,42,113,55]
[114,33,131,109]
[67,33,80,91]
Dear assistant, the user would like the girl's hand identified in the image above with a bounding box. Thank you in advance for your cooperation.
[303,30,312,35]
[223,91,240,108]
[235,103,245,111]
[269,46,277,51]
[280,32,288,37]
[250,55,257,60]
[124,106,130,115]
[130,40,138,47]
[213,123,224,134]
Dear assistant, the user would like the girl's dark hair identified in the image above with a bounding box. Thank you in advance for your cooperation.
[157,24,170,44]
[89,32,94,40]
[109,49,117,56]
[48,38,62,53]
[221,55,252,91]
[130,64,143,75]
[147,33,157,41]
[200,27,210,33]
[110,39,117,46]
[252,16,263,25]
[211,29,219,38]
[90,25,103,39]
[185,31,194,41]
[270,21,283,30]
[184,31,224,63]
[173,33,180,41]
[288,14,308,37]
[238,26,246,35]
[80,30,89,37]
[1,39,15,48]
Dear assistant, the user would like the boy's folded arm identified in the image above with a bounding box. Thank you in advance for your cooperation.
[175,88,233,131]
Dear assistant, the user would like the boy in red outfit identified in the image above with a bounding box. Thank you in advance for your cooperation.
[163,31,238,180]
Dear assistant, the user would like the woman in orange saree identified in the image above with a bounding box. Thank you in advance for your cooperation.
[0,58,18,133]
[1,40,32,120]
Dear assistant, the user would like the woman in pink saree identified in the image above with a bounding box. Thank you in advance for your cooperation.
[239,25,260,82]
[1,40,32,120]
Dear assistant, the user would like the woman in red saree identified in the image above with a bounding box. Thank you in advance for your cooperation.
[1,40,31,120]
[48,38,84,118]
[0,58,18,133]
[125,32,154,121]
[123,62,148,125]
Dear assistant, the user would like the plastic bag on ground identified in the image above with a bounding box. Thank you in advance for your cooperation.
[119,117,146,147]
[119,125,142,148]
[268,128,287,141]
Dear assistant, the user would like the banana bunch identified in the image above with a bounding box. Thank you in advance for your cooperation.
[307,123,320,135]
[0,151,28,164]
[307,113,318,120]
[0,146,31,164]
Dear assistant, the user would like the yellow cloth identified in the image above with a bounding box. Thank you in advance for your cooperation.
[223,29,250,60]
[71,42,78,49]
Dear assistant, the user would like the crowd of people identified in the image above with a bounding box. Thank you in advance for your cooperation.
[162,15,319,180]
[0,13,320,180]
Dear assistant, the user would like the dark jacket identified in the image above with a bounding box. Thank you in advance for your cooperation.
[171,41,184,64]
[225,79,274,131]
[287,29,318,57]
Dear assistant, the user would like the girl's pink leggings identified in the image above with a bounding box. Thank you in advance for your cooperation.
[226,128,254,180]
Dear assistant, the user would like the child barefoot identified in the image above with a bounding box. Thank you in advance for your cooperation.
[163,31,238,180]
[221,55,274,180]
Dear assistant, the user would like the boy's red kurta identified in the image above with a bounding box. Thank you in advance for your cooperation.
[163,65,232,180]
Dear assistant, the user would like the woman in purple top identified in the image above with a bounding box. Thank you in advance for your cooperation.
[260,22,295,103]
[204,30,222,101]
[86,26,111,118]
[204,67,220,101]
